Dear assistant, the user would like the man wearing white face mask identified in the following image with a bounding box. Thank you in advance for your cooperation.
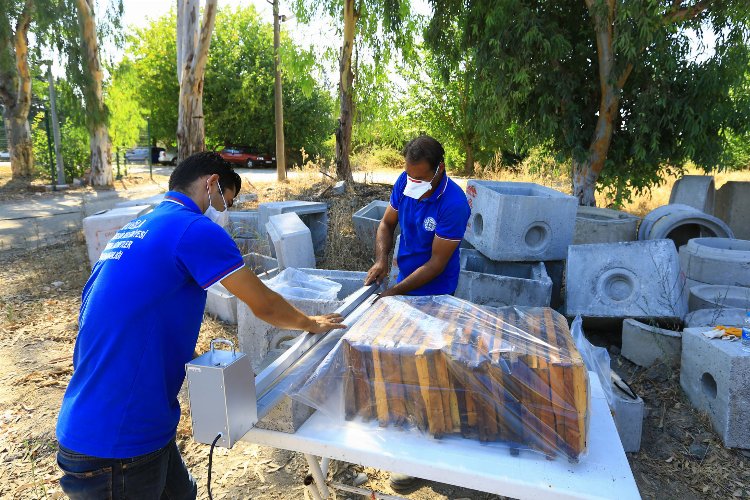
[56,152,345,499]
[365,135,471,299]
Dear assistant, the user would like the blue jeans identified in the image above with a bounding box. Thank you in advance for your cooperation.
[57,438,197,500]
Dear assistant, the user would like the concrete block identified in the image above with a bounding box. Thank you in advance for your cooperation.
[266,213,316,270]
[685,308,747,328]
[259,201,328,256]
[573,206,639,245]
[332,181,346,196]
[228,211,259,238]
[237,268,368,370]
[455,249,552,307]
[638,204,734,248]
[465,180,577,261]
[680,327,750,448]
[688,284,750,312]
[611,383,644,453]
[256,395,315,433]
[621,319,681,368]
[715,181,750,240]
[243,252,278,275]
[565,240,687,321]
[205,283,238,324]
[669,175,715,214]
[114,193,165,209]
[352,200,401,252]
[679,238,750,288]
[82,205,152,266]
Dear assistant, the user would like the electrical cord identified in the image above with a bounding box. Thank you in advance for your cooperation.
[208,433,222,500]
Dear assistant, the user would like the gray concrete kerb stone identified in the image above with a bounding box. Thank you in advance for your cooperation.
[688,284,750,312]
[565,239,688,321]
[669,175,715,214]
[679,238,750,288]
[621,318,681,368]
[464,180,577,261]
[573,206,640,245]
[680,327,750,448]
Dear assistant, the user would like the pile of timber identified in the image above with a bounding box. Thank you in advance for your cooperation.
[340,295,588,460]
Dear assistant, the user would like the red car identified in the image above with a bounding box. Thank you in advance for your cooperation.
[219,146,276,168]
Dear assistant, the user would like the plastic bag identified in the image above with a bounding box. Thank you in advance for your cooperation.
[290,295,590,460]
[571,315,614,408]
[264,268,341,301]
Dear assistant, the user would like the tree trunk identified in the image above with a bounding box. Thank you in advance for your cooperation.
[176,0,217,161]
[0,0,34,180]
[335,0,358,184]
[77,0,112,186]
[571,159,598,206]
[464,142,474,176]
[3,107,33,178]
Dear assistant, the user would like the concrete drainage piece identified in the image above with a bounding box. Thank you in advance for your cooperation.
[352,200,400,252]
[565,240,687,321]
[715,181,750,240]
[638,204,734,248]
[621,318,681,368]
[669,175,715,214]
[688,284,750,312]
[573,206,640,245]
[259,201,328,257]
[464,180,577,261]
[679,238,750,288]
[685,308,747,328]
[266,213,316,270]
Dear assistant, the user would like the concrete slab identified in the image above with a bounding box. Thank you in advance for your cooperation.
[465,181,577,261]
[681,327,750,448]
[669,175,715,214]
[679,238,750,288]
[685,308,747,328]
[565,240,687,321]
[688,284,750,312]
[205,283,238,324]
[237,269,368,371]
[573,206,639,245]
[715,181,750,240]
[611,383,644,453]
[82,205,152,266]
[259,201,328,256]
[621,318,681,368]
[456,249,552,307]
[266,213,316,270]
[352,200,400,252]
[638,204,733,248]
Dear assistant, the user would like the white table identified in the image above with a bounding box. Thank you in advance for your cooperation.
[242,373,641,499]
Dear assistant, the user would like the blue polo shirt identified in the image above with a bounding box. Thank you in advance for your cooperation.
[56,191,244,458]
[391,171,470,295]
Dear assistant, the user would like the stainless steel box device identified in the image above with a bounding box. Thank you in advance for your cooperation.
[185,339,257,448]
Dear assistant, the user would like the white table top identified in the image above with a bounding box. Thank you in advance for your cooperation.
[242,373,641,499]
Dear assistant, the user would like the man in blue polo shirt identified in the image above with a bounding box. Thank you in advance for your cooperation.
[365,135,470,298]
[56,152,344,499]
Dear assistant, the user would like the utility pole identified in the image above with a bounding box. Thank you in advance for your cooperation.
[270,0,286,181]
[46,64,65,186]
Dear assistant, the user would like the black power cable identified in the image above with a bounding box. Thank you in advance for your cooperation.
[207,433,222,500]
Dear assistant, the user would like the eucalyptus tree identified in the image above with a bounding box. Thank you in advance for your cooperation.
[428,0,750,205]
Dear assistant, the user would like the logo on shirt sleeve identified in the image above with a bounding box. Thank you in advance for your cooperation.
[423,216,437,232]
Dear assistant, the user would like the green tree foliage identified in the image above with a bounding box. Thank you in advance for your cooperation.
[427,0,750,205]
[121,6,334,160]
[105,58,146,151]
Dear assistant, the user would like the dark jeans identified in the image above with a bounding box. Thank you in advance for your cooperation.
[57,439,197,500]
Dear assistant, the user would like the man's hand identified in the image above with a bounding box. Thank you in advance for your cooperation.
[365,261,388,285]
[306,314,346,334]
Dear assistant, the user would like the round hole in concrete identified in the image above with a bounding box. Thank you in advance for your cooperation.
[701,372,717,399]
[473,214,484,237]
[667,223,713,249]
[602,271,636,302]
[523,222,551,251]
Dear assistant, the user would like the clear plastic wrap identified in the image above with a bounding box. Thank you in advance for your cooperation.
[290,295,590,460]
[265,268,342,300]
[571,315,614,408]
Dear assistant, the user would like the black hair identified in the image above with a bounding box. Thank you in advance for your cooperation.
[168,151,242,195]
[402,135,445,172]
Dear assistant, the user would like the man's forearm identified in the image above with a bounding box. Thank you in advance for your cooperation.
[384,259,446,296]
[374,223,395,264]
[254,289,315,331]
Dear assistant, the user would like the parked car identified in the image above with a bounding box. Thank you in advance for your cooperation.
[0,151,10,161]
[219,146,276,168]
[124,147,149,162]
[158,149,178,165]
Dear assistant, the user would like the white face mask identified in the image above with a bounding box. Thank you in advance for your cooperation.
[205,180,229,228]
[403,165,440,200]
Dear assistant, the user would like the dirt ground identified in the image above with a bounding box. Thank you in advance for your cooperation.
[2,170,750,499]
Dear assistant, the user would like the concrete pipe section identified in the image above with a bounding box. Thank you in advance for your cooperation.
[669,175,715,214]
[679,238,750,288]
[573,206,640,245]
[638,204,734,248]
[688,284,750,312]
[685,308,747,328]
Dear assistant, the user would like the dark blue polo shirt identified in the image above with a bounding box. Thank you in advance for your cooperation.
[56,191,244,458]
[390,171,470,295]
